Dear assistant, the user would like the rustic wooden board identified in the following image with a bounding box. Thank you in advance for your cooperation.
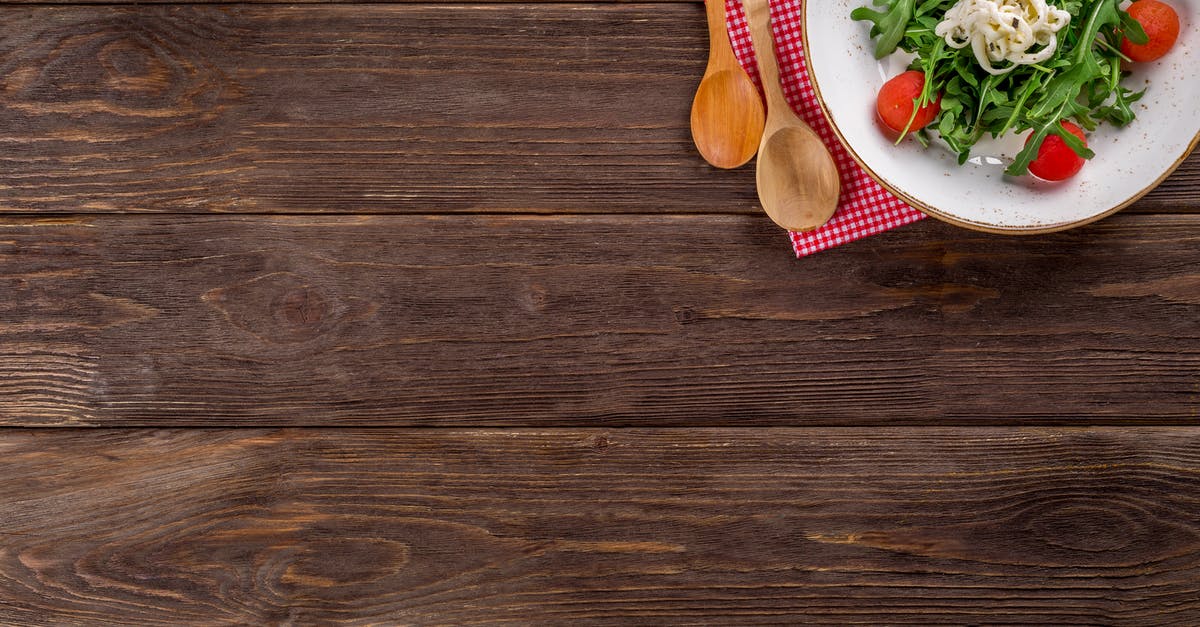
[0,6,1194,215]
[2,213,1197,426]
[1,427,1197,625]
[0,0,687,3]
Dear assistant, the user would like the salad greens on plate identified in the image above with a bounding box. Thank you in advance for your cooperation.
[852,0,1151,176]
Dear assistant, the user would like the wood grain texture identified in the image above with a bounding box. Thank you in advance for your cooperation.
[0,0,683,3]
[2,213,1198,426]
[1,427,1198,625]
[0,6,1194,215]
[0,5,719,214]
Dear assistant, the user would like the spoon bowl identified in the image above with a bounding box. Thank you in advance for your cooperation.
[691,0,766,169]
[756,126,841,231]
[742,0,840,231]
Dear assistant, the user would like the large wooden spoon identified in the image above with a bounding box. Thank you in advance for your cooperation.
[742,0,840,231]
[691,0,766,169]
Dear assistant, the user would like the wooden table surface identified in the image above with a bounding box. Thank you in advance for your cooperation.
[2,1,1198,624]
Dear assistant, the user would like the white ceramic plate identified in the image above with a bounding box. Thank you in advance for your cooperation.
[804,0,1199,233]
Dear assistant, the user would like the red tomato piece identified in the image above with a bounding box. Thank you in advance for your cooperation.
[1121,0,1180,62]
[1026,121,1088,182]
[876,71,941,134]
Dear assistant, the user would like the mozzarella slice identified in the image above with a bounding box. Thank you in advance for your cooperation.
[935,0,1072,75]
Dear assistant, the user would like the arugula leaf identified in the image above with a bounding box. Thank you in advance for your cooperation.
[852,0,917,59]
[915,0,946,16]
[995,73,1043,137]
[1096,85,1145,126]
[1058,124,1095,160]
[1120,10,1150,45]
[1005,117,1063,177]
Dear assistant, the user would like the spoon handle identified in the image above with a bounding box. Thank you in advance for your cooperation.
[741,0,789,113]
[704,0,738,67]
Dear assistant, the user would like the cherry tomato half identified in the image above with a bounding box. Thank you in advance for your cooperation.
[1121,0,1180,62]
[876,71,941,134]
[1026,121,1088,182]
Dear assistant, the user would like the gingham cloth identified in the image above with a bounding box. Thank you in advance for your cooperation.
[723,0,927,256]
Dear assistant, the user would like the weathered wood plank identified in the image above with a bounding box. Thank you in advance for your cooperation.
[1,427,1198,624]
[0,6,1193,215]
[1,213,1198,426]
[0,0,689,3]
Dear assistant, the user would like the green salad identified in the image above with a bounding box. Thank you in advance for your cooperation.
[851,0,1152,177]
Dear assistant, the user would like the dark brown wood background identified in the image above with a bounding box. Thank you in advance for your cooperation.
[1,1,1198,624]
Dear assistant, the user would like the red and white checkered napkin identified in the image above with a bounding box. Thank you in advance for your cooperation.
[723,0,926,256]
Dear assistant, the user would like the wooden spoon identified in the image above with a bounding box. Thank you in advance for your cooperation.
[742,0,840,231]
[691,0,766,169]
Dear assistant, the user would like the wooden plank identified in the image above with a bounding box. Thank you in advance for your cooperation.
[0,5,724,214]
[0,6,1194,215]
[0,0,692,3]
[1,427,1198,624]
[2,213,1198,426]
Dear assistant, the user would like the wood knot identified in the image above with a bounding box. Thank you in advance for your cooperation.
[35,508,527,614]
[280,538,411,588]
[1022,502,1139,553]
[673,306,697,324]
[265,516,525,603]
[203,272,376,344]
[6,14,233,124]
[273,287,329,333]
[521,283,549,312]
[98,35,173,98]
[988,488,1199,566]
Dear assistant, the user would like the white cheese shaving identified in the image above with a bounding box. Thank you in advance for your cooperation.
[935,0,1072,75]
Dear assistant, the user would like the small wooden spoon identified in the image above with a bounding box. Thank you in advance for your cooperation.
[742,0,840,231]
[690,0,766,169]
